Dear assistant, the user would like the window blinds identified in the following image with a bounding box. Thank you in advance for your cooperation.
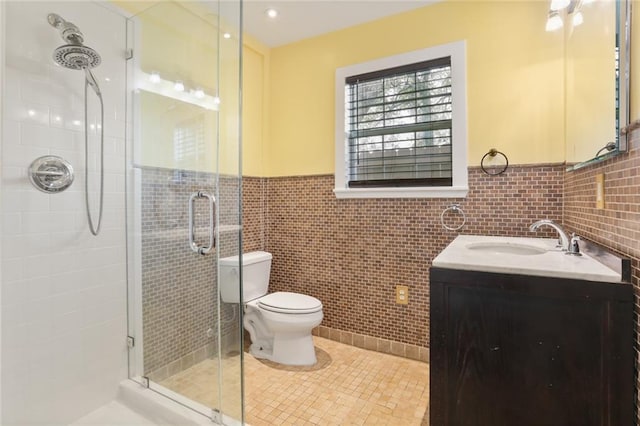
[346,57,453,188]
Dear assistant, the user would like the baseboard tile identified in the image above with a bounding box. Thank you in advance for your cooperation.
[312,325,428,363]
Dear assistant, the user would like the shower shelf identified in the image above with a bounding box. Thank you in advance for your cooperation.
[141,225,242,238]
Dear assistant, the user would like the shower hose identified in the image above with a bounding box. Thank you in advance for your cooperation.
[84,78,104,236]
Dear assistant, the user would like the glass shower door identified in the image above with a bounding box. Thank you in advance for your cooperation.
[124,1,243,423]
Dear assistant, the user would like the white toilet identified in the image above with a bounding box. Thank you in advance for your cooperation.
[219,251,323,366]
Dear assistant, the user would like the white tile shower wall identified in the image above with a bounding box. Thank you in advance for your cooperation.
[1,2,128,424]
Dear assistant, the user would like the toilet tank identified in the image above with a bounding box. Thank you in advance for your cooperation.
[219,251,272,303]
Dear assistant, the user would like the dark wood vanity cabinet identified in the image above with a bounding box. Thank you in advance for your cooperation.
[429,267,633,426]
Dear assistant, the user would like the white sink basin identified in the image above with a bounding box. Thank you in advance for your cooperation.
[433,235,621,283]
[465,241,547,256]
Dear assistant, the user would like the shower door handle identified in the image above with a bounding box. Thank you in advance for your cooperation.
[188,191,216,255]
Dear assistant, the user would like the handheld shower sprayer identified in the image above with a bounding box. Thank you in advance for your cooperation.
[84,69,102,96]
[47,13,104,236]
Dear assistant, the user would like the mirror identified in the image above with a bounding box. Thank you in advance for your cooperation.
[565,0,630,170]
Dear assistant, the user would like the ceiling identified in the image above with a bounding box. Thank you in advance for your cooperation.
[243,0,437,47]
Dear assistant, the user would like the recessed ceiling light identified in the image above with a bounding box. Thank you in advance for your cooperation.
[194,89,205,99]
[174,81,185,92]
[223,32,231,39]
[266,8,278,18]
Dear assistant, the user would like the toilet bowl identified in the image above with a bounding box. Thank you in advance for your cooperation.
[244,292,323,365]
[219,251,323,366]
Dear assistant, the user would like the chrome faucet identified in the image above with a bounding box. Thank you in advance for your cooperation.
[529,219,570,251]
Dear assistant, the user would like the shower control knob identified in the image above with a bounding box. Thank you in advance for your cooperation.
[29,155,74,193]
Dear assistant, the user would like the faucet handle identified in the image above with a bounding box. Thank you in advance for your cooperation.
[566,233,582,256]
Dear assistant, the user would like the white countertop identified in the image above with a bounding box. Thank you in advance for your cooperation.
[432,235,622,283]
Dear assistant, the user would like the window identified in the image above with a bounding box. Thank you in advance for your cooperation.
[334,41,468,199]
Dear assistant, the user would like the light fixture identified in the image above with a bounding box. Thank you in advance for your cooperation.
[223,32,231,39]
[72,120,82,126]
[104,77,111,82]
[572,10,584,26]
[149,72,161,84]
[550,0,570,11]
[213,96,221,105]
[27,109,36,117]
[545,11,563,32]
[138,72,220,110]
[266,8,278,18]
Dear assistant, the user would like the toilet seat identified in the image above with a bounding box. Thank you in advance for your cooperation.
[257,291,322,314]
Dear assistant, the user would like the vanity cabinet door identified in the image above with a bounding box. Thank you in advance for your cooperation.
[429,267,633,426]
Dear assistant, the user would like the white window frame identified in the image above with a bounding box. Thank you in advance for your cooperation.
[334,41,468,199]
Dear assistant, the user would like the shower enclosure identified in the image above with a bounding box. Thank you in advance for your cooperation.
[125,1,244,423]
[0,1,243,424]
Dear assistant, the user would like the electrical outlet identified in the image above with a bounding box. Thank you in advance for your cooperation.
[396,285,409,305]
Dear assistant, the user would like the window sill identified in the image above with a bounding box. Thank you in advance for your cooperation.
[333,186,469,199]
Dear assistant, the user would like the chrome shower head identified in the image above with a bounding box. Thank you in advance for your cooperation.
[48,13,101,70]
[53,44,101,70]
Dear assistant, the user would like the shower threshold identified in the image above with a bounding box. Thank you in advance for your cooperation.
[70,380,241,426]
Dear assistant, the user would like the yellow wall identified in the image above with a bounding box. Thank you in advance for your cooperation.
[117,1,248,175]
[119,0,633,178]
[218,27,242,177]
[242,35,270,177]
[264,1,565,177]
[129,2,219,172]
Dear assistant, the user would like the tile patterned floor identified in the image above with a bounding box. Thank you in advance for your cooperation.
[158,355,243,420]
[160,336,429,425]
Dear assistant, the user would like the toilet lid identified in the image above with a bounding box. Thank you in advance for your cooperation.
[258,292,323,314]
